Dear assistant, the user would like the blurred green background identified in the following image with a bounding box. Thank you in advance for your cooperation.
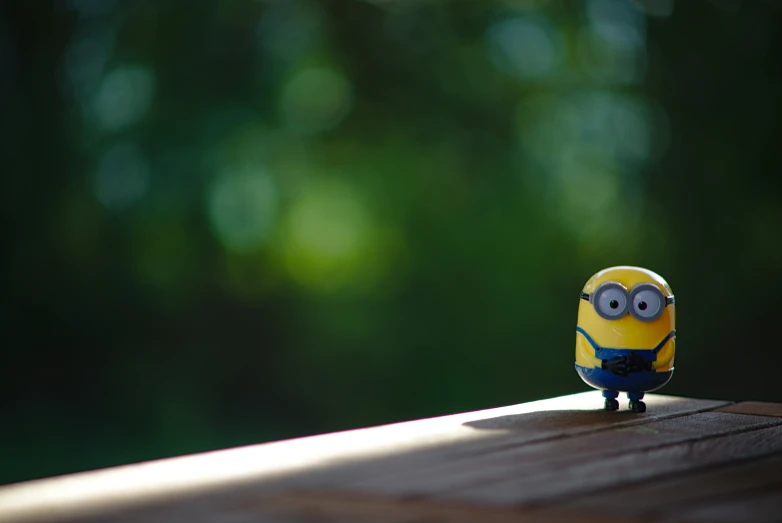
[2,0,781,485]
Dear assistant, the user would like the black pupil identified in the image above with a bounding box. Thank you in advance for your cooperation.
[609,300,619,309]
[638,301,648,311]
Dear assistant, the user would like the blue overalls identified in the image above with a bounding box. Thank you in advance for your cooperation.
[575,327,675,401]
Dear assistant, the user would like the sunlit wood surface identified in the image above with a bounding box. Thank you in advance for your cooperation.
[1,392,781,523]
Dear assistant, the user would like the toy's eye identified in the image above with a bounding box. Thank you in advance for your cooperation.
[597,288,627,318]
[632,289,663,321]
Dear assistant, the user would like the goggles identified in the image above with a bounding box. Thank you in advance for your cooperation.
[580,281,675,322]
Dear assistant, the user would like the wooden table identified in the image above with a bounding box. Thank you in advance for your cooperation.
[1,392,781,523]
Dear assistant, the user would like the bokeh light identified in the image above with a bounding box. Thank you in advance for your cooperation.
[208,168,278,253]
[62,28,113,103]
[580,0,648,84]
[281,179,375,292]
[93,65,156,131]
[280,67,353,133]
[486,16,564,81]
[256,1,325,63]
[67,0,117,19]
[94,142,150,211]
[633,0,674,18]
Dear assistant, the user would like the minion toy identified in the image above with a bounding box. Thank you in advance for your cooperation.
[575,266,676,412]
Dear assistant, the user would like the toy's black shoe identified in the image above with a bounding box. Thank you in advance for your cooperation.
[629,400,647,413]
[605,398,619,411]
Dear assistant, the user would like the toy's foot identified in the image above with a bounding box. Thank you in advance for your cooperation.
[604,398,619,411]
[629,400,646,413]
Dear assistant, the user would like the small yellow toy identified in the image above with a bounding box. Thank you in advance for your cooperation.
[575,266,675,412]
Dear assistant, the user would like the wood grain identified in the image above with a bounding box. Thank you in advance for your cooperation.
[93,491,646,523]
[0,393,729,523]
[440,423,782,506]
[534,454,782,521]
[319,412,782,498]
[662,484,782,523]
[266,397,738,493]
[717,401,782,418]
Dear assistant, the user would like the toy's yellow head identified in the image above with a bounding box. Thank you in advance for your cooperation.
[577,266,675,349]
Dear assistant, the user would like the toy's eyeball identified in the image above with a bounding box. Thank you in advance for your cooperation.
[630,285,664,322]
[595,287,627,319]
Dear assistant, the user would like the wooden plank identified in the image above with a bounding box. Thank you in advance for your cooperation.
[662,485,782,523]
[534,454,782,521]
[93,491,645,523]
[271,400,739,493]
[717,401,782,418]
[71,412,778,523]
[0,393,728,523]
[320,412,782,498]
[81,459,782,523]
[437,423,782,506]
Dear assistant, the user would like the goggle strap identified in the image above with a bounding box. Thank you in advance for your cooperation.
[579,290,675,306]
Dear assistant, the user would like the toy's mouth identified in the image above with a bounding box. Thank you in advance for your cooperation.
[577,326,676,352]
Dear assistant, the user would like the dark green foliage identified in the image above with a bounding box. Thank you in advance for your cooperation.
[1,0,781,484]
